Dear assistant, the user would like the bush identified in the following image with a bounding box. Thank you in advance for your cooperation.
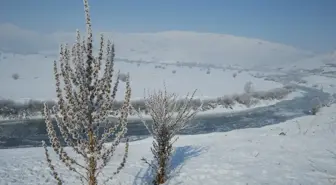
[218,95,235,107]
[139,88,200,184]
[244,81,254,93]
[119,72,128,82]
[311,105,320,115]
[12,73,19,80]
[234,94,252,106]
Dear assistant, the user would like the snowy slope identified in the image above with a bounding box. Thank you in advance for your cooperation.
[1,23,314,67]
[0,51,283,101]
[275,50,336,71]
[105,31,313,67]
[1,103,335,185]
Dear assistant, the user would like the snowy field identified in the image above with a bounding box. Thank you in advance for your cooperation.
[0,50,298,122]
[1,104,336,185]
[0,51,283,101]
[1,28,336,184]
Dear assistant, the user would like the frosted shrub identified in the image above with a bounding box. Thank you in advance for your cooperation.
[298,79,307,84]
[311,97,322,115]
[233,94,252,106]
[244,81,254,93]
[136,87,201,184]
[12,73,19,80]
[118,72,128,82]
[311,105,320,115]
[218,95,234,108]
[42,0,131,184]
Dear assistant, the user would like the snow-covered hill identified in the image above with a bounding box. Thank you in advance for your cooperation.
[0,50,285,101]
[103,31,313,67]
[0,23,314,67]
[271,50,336,71]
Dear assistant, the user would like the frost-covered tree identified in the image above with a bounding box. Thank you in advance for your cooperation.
[42,0,131,184]
[136,86,201,184]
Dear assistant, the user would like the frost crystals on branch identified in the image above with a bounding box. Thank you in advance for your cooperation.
[136,86,201,184]
[42,0,131,184]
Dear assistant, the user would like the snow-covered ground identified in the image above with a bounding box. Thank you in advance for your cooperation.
[0,50,298,121]
[1,103,335,185]
[1,27,336,185]
[300,75,336,94]
[0,52,283,101]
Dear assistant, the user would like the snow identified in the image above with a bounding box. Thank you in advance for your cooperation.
[0,25,313,66]
[1,103,336,185]
[1,29,335,185]
[0,52,283,102]
[301,75,336,94]
[105,31,313,67]
[114,62,283,101]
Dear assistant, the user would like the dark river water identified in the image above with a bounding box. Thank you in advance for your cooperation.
[0,86,331,149]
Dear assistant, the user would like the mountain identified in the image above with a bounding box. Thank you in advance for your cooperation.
[103,31,314,67]
[0,25,314,67]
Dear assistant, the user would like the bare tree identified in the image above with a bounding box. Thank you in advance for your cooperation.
[135,87,201,184]
[42,0,131,184]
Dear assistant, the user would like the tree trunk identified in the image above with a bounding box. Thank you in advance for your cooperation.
[88,128,97,185]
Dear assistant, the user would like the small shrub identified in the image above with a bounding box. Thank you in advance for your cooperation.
[235,94,252,106]
[138,88,200,185]
[12,73,19,80]
[218,95,234,107]
[172,70,176,74]
[244,81,254,93]
[119,72,128,82]
[312,84,319,88]
[233,73,237,78]
[311,97,322,115]
[311,105,320,115]
[298,79,307,84]
[279,132,286,136]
